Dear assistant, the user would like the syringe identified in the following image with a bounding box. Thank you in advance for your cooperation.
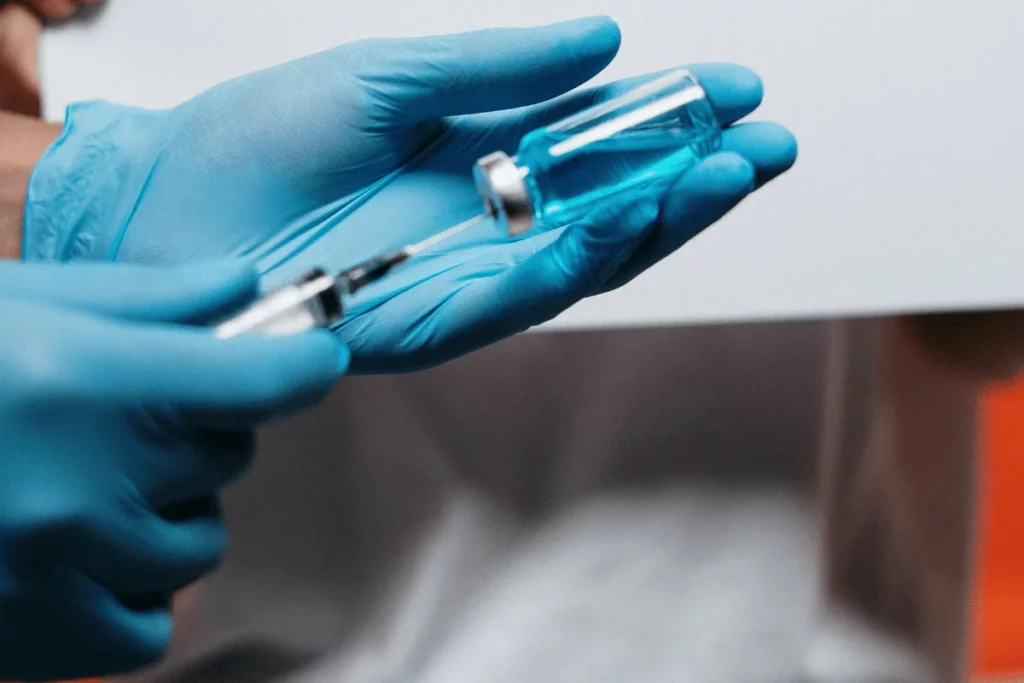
[214,214,486,339]
[215,68,719,339]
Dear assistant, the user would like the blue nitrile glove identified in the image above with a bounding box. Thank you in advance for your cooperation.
[0,261,347,682]
[24,17,797,373]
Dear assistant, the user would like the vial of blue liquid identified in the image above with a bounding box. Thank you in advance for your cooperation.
[474,69,721,237]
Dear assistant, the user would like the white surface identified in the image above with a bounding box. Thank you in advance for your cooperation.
[41,0,1024,330]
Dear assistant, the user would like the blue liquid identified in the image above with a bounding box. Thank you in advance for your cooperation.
[516,107,720,230]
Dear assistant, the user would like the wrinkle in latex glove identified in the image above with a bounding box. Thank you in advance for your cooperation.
[24,17,797,373]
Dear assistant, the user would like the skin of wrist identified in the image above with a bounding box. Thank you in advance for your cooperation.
[0,112,61,259]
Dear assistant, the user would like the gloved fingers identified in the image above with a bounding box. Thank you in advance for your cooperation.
[0,553,172,680]
[515,62,765,138]
[597,152,755,293]
[178,331,348,426]
[0,260,258,324]
[80,325,348,423]
[375,200,659,368]
[487,198,661,334]
[718,120,799,188]
[344,16,621,127]
[692,63,767,125]
[74,573,174,679]
[141,431,254,509]
[82,499,227,597]
[600,122,798,291]
[22,573,176,679]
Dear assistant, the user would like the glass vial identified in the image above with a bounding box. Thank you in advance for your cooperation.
[474,68,721,236]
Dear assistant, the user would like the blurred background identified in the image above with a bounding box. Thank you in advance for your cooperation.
[121,317,1023,682]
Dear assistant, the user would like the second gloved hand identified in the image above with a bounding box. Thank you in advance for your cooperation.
[24,17,797,372]
[0,261,346,681]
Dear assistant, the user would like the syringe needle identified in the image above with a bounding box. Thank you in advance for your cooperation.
[402,213,487,257]
[339,213,488,295]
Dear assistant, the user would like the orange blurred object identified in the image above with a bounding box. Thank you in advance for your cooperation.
[971,376,1024,678]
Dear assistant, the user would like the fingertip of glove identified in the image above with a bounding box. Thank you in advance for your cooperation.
[306,330,351,376]
[713,151,758,191]
[334,339,352,375]
[547,15,622,53]
[764,123,799,171]
[725,122,798,168]
[680,152,757,196]
[291,330,352,377]
[690,63,764,104]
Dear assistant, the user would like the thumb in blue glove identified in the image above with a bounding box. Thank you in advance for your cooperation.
[0,260,347,681]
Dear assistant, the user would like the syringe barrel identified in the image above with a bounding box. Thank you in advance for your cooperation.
[475,69,721,237]
[214,268,342,338]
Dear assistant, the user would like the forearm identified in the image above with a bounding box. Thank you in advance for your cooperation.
[0,111,60,259]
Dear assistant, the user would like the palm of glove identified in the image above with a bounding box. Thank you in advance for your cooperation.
[110,19,796,372]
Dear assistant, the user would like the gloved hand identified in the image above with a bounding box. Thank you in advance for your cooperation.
[0,260,347,682]
[24,17,797,372]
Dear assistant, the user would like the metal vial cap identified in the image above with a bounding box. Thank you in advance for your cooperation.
[473,151,534,237]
